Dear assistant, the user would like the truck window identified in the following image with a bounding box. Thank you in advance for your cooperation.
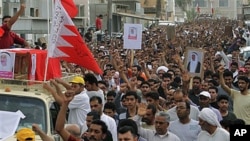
[0,94,47,133]
[49,101,60,133]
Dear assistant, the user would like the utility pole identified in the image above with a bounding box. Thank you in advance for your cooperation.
[107,0,112,36]
[156,0,162,19]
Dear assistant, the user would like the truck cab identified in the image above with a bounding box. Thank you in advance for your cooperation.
[0,75,74,141]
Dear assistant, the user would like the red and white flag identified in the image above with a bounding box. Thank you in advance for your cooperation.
[211,2,214,14]
[48,0,103,74]
[61,0,78,18]
[196,3,200,13]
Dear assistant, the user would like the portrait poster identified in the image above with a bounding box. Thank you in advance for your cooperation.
[184,48,205,78]
[123,23,142,49]
[0,51,16,79]
[224,26,233,37]
[166,26,176,40]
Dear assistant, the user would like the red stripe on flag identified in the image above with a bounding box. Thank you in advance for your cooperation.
[61,0,78,18]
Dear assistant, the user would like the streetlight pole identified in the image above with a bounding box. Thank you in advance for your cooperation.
[173,0,175,22]
[107,0,112,36]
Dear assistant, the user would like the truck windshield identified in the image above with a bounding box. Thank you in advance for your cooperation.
[0,94,47,132]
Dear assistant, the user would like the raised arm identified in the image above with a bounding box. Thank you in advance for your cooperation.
[43,82,63,106]
[218,66,232,95]
[51,79,63,96]
[55,78,71,90]
[55,92,73,141]
[32,124,54,141]
[7,4,25,29]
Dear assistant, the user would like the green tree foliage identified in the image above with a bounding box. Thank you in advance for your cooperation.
[175,0,192,11]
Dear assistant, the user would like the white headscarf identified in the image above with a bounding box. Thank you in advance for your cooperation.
[199,108,221,127]
[156,66,168,74]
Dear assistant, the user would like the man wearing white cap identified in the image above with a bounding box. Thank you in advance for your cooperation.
[198,91,222,122]
[197,108,229,141]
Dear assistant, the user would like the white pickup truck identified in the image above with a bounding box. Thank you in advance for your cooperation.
[0,75,74,141]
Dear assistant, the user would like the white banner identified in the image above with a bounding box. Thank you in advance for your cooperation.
[0,110,25,141]
[123,23,142,49]
[30,54,37,81]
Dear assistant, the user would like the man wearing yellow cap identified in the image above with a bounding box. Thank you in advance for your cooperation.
[16,128,35,141]
[43,76,91,132]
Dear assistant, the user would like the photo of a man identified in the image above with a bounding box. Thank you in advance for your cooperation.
[0,52,12,72]
[0,51,15,79]
[187,52,201,73]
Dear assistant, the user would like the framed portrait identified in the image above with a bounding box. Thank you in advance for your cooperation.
[184,48,205,78]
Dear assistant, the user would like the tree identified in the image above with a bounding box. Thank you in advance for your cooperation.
[175,0,192,12]
[186,8,197,22]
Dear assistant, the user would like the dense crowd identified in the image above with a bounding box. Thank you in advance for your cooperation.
[2,3,250,141]
[33,17,249,141]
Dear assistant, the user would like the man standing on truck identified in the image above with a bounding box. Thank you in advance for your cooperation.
[0,3,30,49]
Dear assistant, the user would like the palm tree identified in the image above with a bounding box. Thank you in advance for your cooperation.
[175,0,193,12]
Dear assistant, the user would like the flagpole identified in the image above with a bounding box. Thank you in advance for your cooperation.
[43,0,51,81]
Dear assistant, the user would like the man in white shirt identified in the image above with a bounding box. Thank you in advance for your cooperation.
[90,96,117,141]
[43,76,91,131]
[167,89,200,121]
[169,102,201,141]
[84,73,105,107]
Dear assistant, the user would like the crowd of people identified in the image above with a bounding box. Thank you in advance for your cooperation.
[27,17,249,141]
[2,3,250,141]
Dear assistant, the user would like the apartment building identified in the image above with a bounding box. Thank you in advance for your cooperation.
[1,0,89,43]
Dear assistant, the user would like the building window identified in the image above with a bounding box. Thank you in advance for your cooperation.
[219,0,229,7]
[30,8,34,17]
[13,8,17,14]
[193,0,207,7]
[79,5,85,17]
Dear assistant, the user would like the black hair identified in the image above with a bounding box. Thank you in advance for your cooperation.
[132,65,142,72]
[212,73,219,79]
[118,119,138,135]
[125,91,138,100]
[118,126,137,137]
[145,91,159,100]
[137,76,145,82]
[106,90,116,97]
[208,79,219,87]
[84,73,98,85]
[90,96,103,104]
[104,102,116,112]
[147,104,157,115]
[208,86,218,93]
[91,119,108,134]
[237,75,249,83]
[98,80,108,87]
[231,62,238,67]
[140,81,151,87]
[162,72,172,80]
[217,95,229,103]
[223,70,233,78]
[87,111,100,120]
[193,76,202,82]
[2,15,11,22]
[220,119,231,129]
[231,118,246,126]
